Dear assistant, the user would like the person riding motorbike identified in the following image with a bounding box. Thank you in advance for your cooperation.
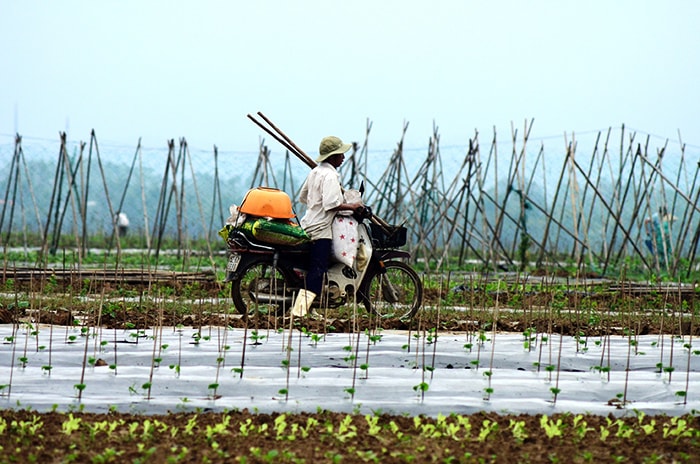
[292,135,364,317]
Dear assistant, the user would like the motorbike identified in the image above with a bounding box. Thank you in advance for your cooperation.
[224,206,423,320]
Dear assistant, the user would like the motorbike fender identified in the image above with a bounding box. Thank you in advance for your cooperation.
[377,249,411,261]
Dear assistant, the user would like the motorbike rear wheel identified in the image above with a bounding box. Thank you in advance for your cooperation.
[230,260,294,316]
[362,260,423,320]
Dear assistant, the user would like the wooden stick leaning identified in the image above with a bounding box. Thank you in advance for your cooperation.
[257,112,317,169]
[246,114,311,168]
[247,112,394,234]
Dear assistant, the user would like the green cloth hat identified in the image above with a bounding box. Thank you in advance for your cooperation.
[317,136,352,163]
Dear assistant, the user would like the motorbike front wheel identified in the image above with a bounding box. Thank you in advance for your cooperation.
[362,260,423,320]
[230,261,294,316]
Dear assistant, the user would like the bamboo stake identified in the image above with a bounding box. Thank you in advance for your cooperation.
[51,135,84,257]
[80,137,92,257]
[457,136,478,266]
[107,137,142,253]
[476,130,499,270]
[150,140,175,260]
[247,113,314,169]
[569,154,651,268]
[93,132,123,258]
[536,141,570,267]
[599,126,631,266]
[137,142,151,249]
[0,134,21,246]
[669,134,688,274]
[676,162,700,277]
[565,136,585,269]
[589,129,612,266]
[17,137,44,248]
[603,138,641,275]
[177,139,187,261]
[637,146,700,214]
[256,112,316,168]
[207,145,226,240]
[186,140,217,270]
[491,125,519,260]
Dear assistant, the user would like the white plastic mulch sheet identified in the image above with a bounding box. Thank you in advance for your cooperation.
[1,325,698,416]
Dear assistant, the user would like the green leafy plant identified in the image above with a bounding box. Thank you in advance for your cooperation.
[540,415,564,439]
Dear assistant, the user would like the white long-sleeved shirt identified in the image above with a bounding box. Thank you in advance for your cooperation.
[299,162,344,240]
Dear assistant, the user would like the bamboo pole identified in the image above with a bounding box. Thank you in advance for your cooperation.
[138,141,151,249]
[177,139,187,261]
[675,163,699,277]
[0,134,21,246]
[107,137,142,253]
[93,131,122,259]
[602,137,640,275]
[18,137,44,247]
[40,133,65,259]
[590,129,612,266]
[80,136,93,257]
[569,154,651,269]
[186,140,217,270]
[51,135,84,257]
[536,139,570,268]
[457,137,478,266]
[256,112,315,168]
[150,139,175,260]
[208,145,225,239]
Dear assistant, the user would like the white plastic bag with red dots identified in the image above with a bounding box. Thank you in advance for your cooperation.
[331,214,359,267]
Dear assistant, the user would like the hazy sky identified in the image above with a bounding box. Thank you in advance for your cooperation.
[1,1,699,154]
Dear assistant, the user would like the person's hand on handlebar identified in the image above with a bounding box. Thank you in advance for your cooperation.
[354,205,373,220]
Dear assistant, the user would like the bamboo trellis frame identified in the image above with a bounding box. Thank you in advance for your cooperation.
[0,123,698,280]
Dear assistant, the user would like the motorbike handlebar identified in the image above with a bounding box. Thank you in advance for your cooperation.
[354,205,373,221]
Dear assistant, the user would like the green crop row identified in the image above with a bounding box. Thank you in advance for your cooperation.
[1,409,698,463]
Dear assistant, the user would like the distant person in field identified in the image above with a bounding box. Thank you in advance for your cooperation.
[116,212,130,237]
[644,207,674,268]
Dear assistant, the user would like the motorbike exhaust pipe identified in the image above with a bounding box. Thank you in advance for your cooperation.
[250,294,294,306]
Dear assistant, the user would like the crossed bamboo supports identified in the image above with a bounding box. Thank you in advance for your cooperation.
[0,120,698,279]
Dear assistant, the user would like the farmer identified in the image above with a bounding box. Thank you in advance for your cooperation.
[644,207,674,268]
[291,136,363,317]
[116,212,130,237]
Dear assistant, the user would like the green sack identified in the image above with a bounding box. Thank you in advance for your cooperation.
[221,218,309,246]
[219,221,257,241]
[251,218,309,246]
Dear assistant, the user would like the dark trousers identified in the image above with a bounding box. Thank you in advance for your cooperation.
[307,238,332,295]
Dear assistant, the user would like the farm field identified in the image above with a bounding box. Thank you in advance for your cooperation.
[2,313,700,461]
[1,267,700,462]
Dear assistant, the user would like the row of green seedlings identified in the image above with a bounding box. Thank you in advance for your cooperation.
[3,410,699,463]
